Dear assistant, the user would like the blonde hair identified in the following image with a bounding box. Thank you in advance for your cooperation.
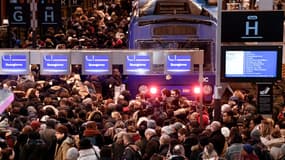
[260,118,274,137]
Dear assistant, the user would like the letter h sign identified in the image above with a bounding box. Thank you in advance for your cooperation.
[245,16,259,36]
[38,2,60,26]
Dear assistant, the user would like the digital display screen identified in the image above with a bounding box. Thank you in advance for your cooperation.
[166,55,191,72]
[1,54,29,74]
[83,54,111,74]
[221,46,282,82]
[41,54,70,75]
[125,55,151,74]
[0,52,30,75]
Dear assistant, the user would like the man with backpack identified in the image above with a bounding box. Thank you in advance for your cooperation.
[122,133,142,160]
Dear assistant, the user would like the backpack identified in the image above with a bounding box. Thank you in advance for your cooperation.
[254,142,273,160]
[125,145,142,160]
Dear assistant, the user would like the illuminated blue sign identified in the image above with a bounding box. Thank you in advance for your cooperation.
[126,55,151,72]
[166,55,191,72]
[1,54,28,74]
[84,55,110,74]
[42,54,69,73]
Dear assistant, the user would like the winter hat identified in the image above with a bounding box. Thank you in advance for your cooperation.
[221,127,230,138]
[85,121,97,129]
[243,144,254,154]
[229,96,239,104]
[30,120,41,131]
[66,147,79,160]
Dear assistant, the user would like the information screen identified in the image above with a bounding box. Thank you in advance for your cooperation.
[41,54,70,75]
[0,53,29,75]
[166,55,191,73]
[124,54,151,74]
[1,54,29,74]
[221,46,282,82]
[83,54,111,75]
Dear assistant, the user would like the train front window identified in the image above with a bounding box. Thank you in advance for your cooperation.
[136,40,213,71]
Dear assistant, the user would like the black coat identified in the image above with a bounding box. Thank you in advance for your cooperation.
[142,135,160,160]
[209,130,225,156]
[20,139,49,160]
[159,144,169,156]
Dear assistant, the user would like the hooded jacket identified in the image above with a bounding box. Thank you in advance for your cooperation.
[54,136,74,160]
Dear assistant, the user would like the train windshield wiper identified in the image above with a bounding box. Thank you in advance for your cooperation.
[138,18,213,26]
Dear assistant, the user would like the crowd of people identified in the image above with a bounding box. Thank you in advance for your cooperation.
[1,1,285,160]
[8,0,131,49]
[0,67,284,160]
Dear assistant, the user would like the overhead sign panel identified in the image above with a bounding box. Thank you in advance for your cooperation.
[221,11,284,42]
[8,3,30,26]
[0,52,29,75]
[41,53,70,75]
[166,54,191,73]
[83,54,111,75]
[124,54,151,74]
[38,0,61,26]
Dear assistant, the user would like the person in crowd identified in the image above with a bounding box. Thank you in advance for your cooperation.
[264,127,285,160]
[1,147,15,160]
[112,131,126,160]
[209,121,226,157]
[39,118,57,160]
[82,121,103,148]
[200,142,218,160]
[54,124,75,160]
[13,125,33,160]
[240,144,259,160]
[143,128,160,160]
[122,133,142,160]
[260,118,275,142]
[20,131,48,160]
[225,127,244,160]
[168,144,188,160]
[159,134,171,157]
[66,146,79,160]
[102,68,123,99]
[135,120,148,156]
[278,144,285,160]
[249,128,273,160]
[222,110,236,129]
[177,127,191,158]
[77,138,100,160]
